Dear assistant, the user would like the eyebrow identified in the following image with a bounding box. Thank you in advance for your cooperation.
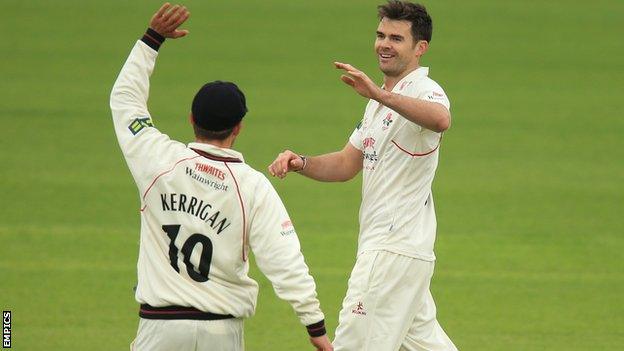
[376,31,404,40]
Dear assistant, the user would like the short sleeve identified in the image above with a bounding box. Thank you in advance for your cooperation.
[348,119,364,151]
[418,80,451,110]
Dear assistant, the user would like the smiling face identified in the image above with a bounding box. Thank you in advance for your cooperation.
[375,17,428,79]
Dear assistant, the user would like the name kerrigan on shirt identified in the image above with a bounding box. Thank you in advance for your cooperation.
[160,193,231,234]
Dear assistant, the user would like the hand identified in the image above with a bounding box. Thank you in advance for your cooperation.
[268,150,304,178]
[149,3,190,39]
[309,335,333,351]
[334,62,383,101]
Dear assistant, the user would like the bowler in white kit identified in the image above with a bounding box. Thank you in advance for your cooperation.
[269,1,458,350]
[110,3,333,351]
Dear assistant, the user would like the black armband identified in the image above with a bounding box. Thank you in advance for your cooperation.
[141,28,165,51]
[306,319,326,337]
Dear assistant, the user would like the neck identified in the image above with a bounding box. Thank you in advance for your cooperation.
[383,63,420,91]
[194,137,235,149]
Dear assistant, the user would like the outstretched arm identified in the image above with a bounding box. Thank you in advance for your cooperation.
[335,62,450,132]
[268,142,362,182]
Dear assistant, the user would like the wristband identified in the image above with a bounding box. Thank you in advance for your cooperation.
[141,28,165,51]
[306,319,326,337]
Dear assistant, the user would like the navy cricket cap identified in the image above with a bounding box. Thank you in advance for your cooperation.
[191,81,248,131]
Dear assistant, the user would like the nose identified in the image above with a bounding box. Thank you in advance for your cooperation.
[377,38,391,50]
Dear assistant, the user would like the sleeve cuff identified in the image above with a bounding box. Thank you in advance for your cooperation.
[141,28,165,51]
[306,319,326,337]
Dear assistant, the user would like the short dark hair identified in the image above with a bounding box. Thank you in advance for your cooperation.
[377,1,432,42]
[192,123,235,141]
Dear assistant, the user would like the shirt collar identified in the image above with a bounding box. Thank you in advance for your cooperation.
[187,142,245,163]
[388,66,429,93]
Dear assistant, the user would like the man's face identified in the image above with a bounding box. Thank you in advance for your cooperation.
[375,17,424,77]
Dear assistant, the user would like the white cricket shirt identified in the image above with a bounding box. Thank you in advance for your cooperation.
[349,67,450,261]
[110,40,324,326]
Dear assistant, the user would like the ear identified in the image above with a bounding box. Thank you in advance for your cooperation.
[189,113,195,125]
[415,40,429,56]
[232,121,243,136]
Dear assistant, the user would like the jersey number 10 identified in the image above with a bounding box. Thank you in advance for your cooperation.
[162,224,213,282]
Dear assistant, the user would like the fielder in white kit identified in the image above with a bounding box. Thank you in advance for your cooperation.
[110,3,332,351]
[269,1,458,350]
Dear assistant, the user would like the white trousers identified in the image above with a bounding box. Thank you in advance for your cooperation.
[333,250,458,351]
[130,318,244,351]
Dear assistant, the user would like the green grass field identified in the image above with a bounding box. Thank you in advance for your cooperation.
[2,0,623,349]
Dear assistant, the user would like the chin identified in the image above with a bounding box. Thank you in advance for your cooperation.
[379,66,400,77]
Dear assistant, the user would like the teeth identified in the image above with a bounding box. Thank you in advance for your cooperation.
[380,54,393,58]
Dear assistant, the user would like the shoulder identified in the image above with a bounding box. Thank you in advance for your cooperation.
[411,76,450,108]
[233,166,272,192]
[414,76,447,95]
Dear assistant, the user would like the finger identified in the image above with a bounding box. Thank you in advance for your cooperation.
[269,161,278,174]
[281,158,289,174]
[162,4,181,22]
[340,75,355,86]
[174,7,189,23]
[276,155,286,173]
[334,61,359,73]
[289,158,303,170]
[349,70,363,77]
[166,8,190,32]
[271,159,284,176]
[164,6,183,26]
[286,153,298,171]
[271,161,280,176]
[334,62,350,73]
[155,3,171,19]
[172,10,190,30]
[179,9,190,24]
[172,29,189,38]
[162,15,183,32]
[343,65,362,76]
[167,9,189,31]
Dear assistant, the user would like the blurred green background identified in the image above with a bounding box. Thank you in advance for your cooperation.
[1,0,623,350]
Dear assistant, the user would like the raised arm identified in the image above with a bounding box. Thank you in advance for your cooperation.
[109,4,190,186]
[335,62,450,132]
[268,142,363,182]
[110,3,190,124]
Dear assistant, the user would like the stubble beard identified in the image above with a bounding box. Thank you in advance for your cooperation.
[379,60,406,78]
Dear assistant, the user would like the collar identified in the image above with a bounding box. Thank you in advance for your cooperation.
[386,66,430,93]
[187,142,245,163]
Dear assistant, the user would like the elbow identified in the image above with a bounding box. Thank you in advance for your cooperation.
[109,84,137,110]
[109,84,123,109]
[109,92,118,110]
[337,166,360,182]
[336,175,354,183]
[435,111,451,132]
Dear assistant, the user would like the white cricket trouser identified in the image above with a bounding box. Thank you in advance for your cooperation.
[333,250,458,351]
[130,318,244,351]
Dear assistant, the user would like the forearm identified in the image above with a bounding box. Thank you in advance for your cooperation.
[300,151,360,182]
[110,31,163,127]
[261,253,326,333]
[376,90,451,132]
[249,186,327,334]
